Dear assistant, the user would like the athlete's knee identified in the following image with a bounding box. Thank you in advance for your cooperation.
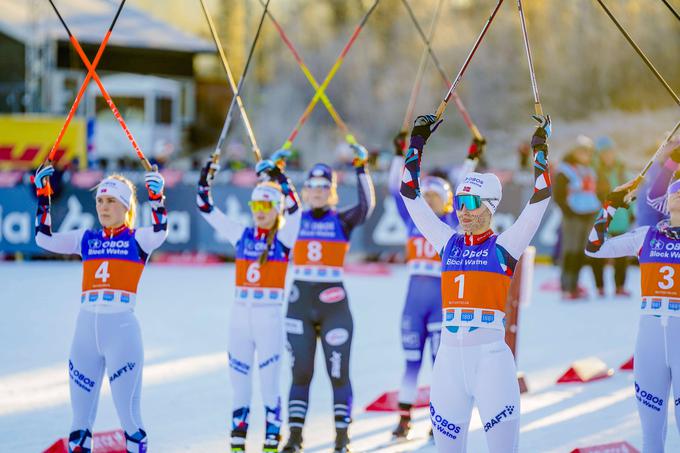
[259,352,281,371]
[68,359,98,394]
[635,381,667,413]
[228,353,251,377]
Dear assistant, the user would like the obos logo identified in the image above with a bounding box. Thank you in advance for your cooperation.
[88,239,102,248]
[320,286,346,303]
[651,239,664,250]
[325,328,349,346]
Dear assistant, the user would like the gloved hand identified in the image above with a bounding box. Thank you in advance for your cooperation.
[410,114,443,150]
[255,159,282,180]
[350,143,368,168]
[531,114,551,155]
[393,131,407,157]
[606,189,630,209]
[467,136,486,160]
[144,171,165,200]
[270,149,291,169]
[199,159,220,188]
[33,165,55,197]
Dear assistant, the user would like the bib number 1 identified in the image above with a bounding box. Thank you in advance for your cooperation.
[454,274,465,299]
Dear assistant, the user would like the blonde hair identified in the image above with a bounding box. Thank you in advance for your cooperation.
[107,174,138,228]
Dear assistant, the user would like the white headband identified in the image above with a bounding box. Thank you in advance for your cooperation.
[96,178,132,209]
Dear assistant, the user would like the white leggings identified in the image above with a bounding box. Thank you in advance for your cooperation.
[228,302,284,437]
[68,309,145,452]
[634,315,680,453]
[430,330,520,453]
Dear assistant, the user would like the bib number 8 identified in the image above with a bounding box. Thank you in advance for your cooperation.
[247,262,261,283]
[307,241,322,262]
[95,261,110,283]
[659,266,675,290]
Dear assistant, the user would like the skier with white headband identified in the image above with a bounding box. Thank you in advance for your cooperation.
[388,131,483,439]
[586,140,680,452]
[33,165,168,453]
[399,113,552,452]
[197,154,301,453]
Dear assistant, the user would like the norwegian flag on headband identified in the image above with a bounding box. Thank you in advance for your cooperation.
[463,186,471,192]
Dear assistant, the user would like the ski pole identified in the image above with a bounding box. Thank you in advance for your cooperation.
[199,0,262,161]
[631,119,680,192]
[282,0,381,150]
[517,0,543,117]
[400,0,482,140]
[594,0,679,106]
[48,0,153,170]
[434,0,505,120]
[210,0,270,174]
[44,0,126,167]
[661,0,680,22]
[257,0,356,144]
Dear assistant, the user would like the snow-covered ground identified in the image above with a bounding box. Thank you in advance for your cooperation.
[1,262,678,452]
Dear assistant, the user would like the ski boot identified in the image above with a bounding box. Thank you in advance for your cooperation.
[281,427,304,453]
[333,428,352,453]
[263,433,280,452]
[391,416,412,440]
[230,430,246,452]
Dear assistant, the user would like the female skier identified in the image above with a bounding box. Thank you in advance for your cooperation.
[34,165,168,453]
[400,113,552,452]
[388,131,483,438]
[586,142,680,453]
[282,143,375,453]
[197,157,301,453]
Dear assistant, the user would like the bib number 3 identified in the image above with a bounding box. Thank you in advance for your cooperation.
[659,266,675,290]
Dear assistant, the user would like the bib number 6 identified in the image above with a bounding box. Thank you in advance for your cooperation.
[659,266,675,290]
[246,262,261,283]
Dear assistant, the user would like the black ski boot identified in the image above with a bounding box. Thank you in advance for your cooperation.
[392,402,412,439]
[333,428,352,453]
[281,428,304,453]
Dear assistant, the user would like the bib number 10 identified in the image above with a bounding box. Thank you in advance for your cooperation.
[659,266,675,290]
[413,237,437,258]
[95,261,110,283]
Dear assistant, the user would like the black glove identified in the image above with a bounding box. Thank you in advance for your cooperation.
[199,159,219,188]
[409,114,443,152]
[606,190,630,209]
[530,114,551,155]
[393,131,407,156]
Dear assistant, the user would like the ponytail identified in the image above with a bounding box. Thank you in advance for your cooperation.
[258,216,280,266]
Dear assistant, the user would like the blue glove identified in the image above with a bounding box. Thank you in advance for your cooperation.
[256,159,281,179]
[350,143,368,168]
[33,165,55,196]
[270,149,291,167]
[145,171,165,200]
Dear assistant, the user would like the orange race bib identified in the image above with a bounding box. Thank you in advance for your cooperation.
[235,259,288,289]
[641,262,680,299]
[441,270,511,313]
[293,240,349,268]
[82,259,144,294]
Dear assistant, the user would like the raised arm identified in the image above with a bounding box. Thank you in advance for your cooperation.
[338,143,376,235]
[135,170,169,254]
[497,116,553,258]
[646,138,680,215]
[586,187,647,258]
[196,160,246,246]
[400,115,455,254]
[33,165,84,255]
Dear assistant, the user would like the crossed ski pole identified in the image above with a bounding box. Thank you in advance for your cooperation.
[43,0,128,172]
[257,0,357,145]
[281,0,382,150]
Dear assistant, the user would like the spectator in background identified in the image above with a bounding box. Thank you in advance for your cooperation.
[554,136,602,300]
[517,140,532,171]
[593,136,633,296]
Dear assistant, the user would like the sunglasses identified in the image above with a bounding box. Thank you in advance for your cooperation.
[248,200,276,213]
[454,194,497,211]
[304,179,332,189]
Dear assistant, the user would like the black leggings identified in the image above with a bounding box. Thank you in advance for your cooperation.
[285,280,353,432]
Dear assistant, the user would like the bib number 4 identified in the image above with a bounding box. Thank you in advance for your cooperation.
[94,261,110,283]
